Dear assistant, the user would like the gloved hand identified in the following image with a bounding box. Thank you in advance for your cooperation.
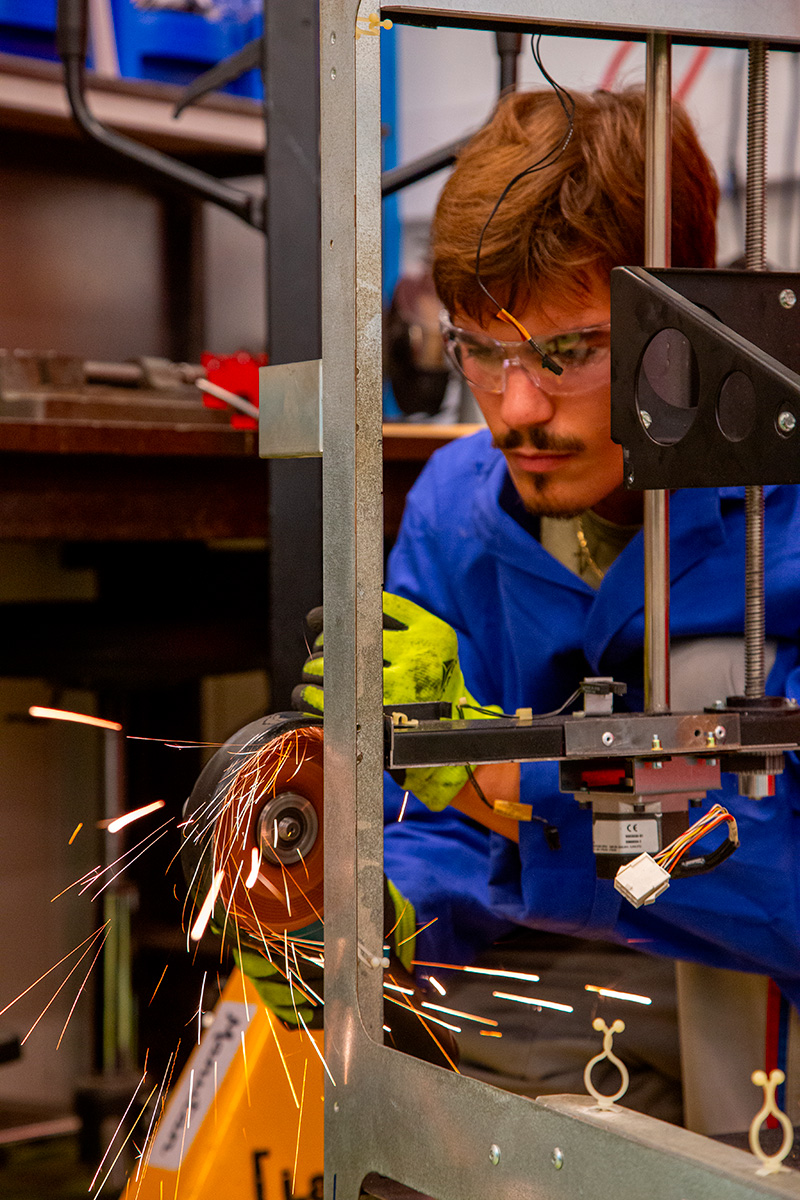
[234,881,457,1069]
[292,593,501,810]
[235,943,324,1028]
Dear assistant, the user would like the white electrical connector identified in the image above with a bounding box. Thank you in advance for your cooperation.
[614,853,671,908]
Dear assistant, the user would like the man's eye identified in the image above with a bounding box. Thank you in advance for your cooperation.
[543,332,608,368]
[463,342,500,364]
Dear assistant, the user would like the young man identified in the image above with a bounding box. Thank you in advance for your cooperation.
[373,89,800,1129]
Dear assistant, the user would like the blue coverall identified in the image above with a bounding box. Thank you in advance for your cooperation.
[383,429,800,1010]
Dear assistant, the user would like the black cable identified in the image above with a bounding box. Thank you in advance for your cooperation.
[457,685,581,722]
[473,34,575,374]
[669,835,738,878]
[465,765,560,848]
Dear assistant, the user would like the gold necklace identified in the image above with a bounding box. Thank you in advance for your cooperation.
[576,517,605,583]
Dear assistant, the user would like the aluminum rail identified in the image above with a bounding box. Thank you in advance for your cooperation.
[643,31,671,714]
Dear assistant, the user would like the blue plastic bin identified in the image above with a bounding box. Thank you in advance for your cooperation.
[0,0,61,62]
[110,0,260,97]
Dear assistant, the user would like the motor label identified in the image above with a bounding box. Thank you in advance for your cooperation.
[593,817,660,855]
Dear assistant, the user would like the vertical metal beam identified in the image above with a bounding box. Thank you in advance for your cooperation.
[643,30,672,714]
[320,0,386,1067]
[264,0,324,710]
[744,41,767,699]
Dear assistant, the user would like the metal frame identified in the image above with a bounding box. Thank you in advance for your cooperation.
[320,5,800,1199]
[380,2,800,44]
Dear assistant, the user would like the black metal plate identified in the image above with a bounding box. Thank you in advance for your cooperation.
[611,267,800,487]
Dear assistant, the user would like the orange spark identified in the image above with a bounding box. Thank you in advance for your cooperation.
[480,1030,503,1038]
[240,1030,251,1107]
[492,991,574,1013]
[68,823,83,845]
[398,790,410,822]
[395,916,438,948]
[429,975,446,996]
[0,923,109,1019]
[149,965,169,1006]
[190,868,225,942]
[29,705,122,732]
[297,1013,336,1086]
[584,984,652,1005]
[292,1058,309,1196]
[421,1001,498,1027]
[245,847,261,889]
[413,960,540,983]
[106,800,166,833]
[265,1008,300,1108]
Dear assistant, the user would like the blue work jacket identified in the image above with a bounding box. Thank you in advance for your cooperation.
[383,429,800,1008]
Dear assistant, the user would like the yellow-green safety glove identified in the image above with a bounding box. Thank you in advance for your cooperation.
[292,593,501,810]
[234,945,322,1028]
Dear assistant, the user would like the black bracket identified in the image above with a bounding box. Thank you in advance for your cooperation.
[610,267,800,488]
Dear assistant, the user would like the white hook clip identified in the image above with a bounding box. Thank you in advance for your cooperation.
[583,1018,630,1110]
[749,1069,794,1174]
[356,12,393,39]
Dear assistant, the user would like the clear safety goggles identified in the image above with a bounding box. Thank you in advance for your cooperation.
[440,313,611,396]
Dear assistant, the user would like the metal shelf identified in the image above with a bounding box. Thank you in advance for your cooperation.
[0,51,263,160]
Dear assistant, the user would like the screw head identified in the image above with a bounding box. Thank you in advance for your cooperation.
[639,409,652,430]
[779,288,797,309]
[714,725,727,740]
[489,1144,501,1166]
[551,1148,565,1170]
[601,731,615,746]
[778,410,797,433]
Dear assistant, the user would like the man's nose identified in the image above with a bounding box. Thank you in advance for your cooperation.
[498,362,557,428]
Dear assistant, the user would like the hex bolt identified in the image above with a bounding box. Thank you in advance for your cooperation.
[714,725,727,741]
[639,410,652,429]
[779,288,797,309]
[778,410,797,434]
[601,731,614,746]
[711,699,726,710]
[489,1144,501,1166]
[551,1148,565,1170]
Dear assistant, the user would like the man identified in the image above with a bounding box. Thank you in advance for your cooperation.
[299,88,800,1128]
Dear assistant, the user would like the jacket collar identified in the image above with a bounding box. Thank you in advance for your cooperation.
[470,441,730,663]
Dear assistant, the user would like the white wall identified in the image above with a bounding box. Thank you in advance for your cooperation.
[394,27,800,271]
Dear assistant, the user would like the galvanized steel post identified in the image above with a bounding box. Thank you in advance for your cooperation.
[643,30,672,714]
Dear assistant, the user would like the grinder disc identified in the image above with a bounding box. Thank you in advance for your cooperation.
[182,713,324,939]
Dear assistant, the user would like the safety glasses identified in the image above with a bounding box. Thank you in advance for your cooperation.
[440,313,611,396]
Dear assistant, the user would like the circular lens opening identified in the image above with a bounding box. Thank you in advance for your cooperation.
[636,328,698,445]
[717,372,758,442]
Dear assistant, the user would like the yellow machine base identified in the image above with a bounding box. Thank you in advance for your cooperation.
[121,970,323,1200]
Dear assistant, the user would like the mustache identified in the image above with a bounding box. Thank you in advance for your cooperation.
[492,427,586,454]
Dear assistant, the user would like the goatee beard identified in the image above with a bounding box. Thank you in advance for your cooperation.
[494,428,587,518]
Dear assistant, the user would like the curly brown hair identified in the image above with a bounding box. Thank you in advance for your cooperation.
[431,88,719,321]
